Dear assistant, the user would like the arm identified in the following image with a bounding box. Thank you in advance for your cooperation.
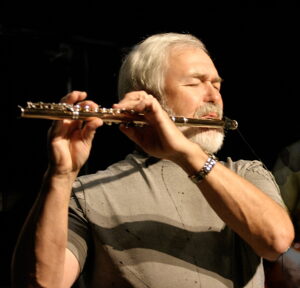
[11,91,103,288]
[114,91,295,261]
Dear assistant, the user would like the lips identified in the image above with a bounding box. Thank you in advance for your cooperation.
[200,113,219,120]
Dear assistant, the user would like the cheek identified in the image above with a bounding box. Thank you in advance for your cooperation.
[165,90,202,116]
[172,99,200,117]
[184,100,201,116]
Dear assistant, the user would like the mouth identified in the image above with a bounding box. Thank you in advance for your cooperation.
[199,113,220,120]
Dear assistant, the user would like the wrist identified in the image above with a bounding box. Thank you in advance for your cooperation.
[43,167,77,189]
[172,142,208,175]
[46,163,79,180]
[188,153,218,183]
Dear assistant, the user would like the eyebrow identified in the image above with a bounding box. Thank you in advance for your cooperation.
[190,72,224,83]
[214,76,224,83]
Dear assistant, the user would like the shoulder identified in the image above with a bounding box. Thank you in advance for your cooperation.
[222,157,271,177]
[72,152,152,196]
[75,152,143,184]
[223,157,286,207]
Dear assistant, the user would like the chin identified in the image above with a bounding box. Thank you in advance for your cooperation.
[190,129,224,154]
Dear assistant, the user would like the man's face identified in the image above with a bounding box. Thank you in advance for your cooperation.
[164,46,223,118]
[163,46,225,154]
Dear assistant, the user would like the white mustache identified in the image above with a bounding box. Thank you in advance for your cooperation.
[193,103,223,119]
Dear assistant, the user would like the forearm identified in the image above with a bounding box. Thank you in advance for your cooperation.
[176,144,295,261]
[201,164,294,260]
[12,171,74,287]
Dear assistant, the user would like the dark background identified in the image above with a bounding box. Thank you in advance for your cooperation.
[1,1,299,286]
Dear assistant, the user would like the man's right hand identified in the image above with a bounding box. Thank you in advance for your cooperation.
[47,91,103,179]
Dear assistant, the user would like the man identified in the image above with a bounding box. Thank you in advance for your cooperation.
[12,32,294,288]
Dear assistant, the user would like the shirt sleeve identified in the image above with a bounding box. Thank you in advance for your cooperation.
[226,158,286,208]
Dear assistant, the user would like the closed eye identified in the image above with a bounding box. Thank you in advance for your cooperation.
[183,80,202,86]
[213,83,221,91]
[185,83,200,86]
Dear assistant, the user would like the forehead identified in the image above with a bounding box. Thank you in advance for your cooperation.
[167,46,217,73]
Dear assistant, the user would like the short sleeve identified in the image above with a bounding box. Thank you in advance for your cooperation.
[225,158,286,208]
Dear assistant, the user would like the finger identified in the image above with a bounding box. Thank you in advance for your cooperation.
[81,118,103,145]
[49,118,83,138]
[118,91,148,103]
[73,101,102,128]
[56,92,99,129]
[134,96,156,113]
[114,92,155,112]
[60,91,88,104]
[115,91,150,107]
[74,100,99,110]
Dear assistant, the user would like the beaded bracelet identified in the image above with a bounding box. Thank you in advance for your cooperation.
[189,153,218,184]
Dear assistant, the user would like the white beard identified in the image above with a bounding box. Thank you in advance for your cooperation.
[163,102,225,154]
[179,127,224,154]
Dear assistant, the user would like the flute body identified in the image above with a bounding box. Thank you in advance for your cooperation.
[18,102,238,130]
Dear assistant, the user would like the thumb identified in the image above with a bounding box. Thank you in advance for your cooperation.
[81,119,102,144]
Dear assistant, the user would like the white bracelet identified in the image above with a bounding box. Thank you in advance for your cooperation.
[189,153,218,184]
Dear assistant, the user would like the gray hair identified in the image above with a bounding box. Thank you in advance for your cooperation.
[117,32,208,105]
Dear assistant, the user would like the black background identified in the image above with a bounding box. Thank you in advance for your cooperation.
[1,1,299,286]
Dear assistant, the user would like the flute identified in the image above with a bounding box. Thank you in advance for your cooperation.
[18,102,238,130]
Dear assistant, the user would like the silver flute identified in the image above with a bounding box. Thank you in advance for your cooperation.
[18,102,238,130]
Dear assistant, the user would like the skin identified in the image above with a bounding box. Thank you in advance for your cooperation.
[11,46,294,288]
[163,46,223,117]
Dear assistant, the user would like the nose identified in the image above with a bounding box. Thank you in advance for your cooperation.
[203,81,221,104]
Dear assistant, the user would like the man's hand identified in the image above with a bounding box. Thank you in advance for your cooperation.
[47,91,103,178]
[113,91,200,163]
